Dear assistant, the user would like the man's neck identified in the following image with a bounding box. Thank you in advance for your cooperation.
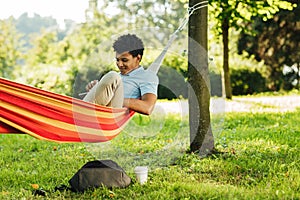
[122,65,141,75]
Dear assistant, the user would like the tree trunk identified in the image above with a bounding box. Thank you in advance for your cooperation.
[222,16,232,99]
[188,0,214,156]
[297,63,300,90]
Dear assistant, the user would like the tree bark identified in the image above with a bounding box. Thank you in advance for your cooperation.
[221,15,232,99]
[188,0,214,156]
[297,63,300,90]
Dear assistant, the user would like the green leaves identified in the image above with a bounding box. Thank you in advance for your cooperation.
[0,18,23,79]
[209,0,294,34]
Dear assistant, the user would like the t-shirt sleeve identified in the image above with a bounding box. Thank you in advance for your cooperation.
[140,71,159,96]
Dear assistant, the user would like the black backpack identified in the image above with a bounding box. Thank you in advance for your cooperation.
[68,160,131,192]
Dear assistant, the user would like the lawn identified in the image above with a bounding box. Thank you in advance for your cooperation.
[0,96,299,199]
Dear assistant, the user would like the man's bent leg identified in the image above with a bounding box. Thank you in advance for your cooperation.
[83,71,124,108]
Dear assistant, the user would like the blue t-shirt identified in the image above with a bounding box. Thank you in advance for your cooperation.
[121,66,159,99]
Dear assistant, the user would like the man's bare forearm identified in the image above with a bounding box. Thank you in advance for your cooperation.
[123,94,157,115]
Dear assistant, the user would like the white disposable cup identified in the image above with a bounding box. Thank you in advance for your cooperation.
[134,166,148,184]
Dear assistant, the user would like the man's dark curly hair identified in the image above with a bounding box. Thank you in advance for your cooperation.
[113,34,144,59]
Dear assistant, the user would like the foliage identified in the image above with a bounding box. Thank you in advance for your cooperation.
[0,18,24,79]
[106,0,188,31]
[15,13,57,34]
[157,65,188,99]
[25,30,59,65]
[238,0,300,90]
[208,0,294,99]
[15,13,61,47]
[102,0,189,52]
[0,98,299,199]
[157,54,188,99]
[209,0,294,36]
[230,68,267,95]
[15,63,72,95]
[209,71,222,97]
[15,30,73,95]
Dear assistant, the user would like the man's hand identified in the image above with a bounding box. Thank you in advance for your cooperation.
[85,80,98,91]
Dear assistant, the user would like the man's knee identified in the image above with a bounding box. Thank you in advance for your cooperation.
[103,71,121,82]
[99,71,122,90]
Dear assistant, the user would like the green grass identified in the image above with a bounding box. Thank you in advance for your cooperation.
[0,105,299,199]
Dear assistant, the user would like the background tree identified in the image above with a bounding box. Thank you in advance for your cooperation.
[238,0,300,90]
[15,13,59,47]
[0,18,23,79]
[105,1,187,30]
[25,30,58,65]
[188,0,214,156]
[209,0,294,99]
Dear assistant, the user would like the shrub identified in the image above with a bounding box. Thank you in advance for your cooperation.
[230,68,267,95]
[210,71,222,97]
[157,65,188,99]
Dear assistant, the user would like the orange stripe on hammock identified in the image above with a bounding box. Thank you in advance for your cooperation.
[0,78,135,143]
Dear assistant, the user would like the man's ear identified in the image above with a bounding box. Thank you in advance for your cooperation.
[137,54,142,61]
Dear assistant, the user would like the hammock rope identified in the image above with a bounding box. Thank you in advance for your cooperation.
[147,1,208,74]
[0,2,208,143]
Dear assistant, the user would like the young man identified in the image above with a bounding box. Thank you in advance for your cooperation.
[83,34,159,115]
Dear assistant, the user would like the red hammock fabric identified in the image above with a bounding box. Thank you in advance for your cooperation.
[0,78,135,143]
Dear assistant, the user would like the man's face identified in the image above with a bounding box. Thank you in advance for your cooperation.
[116,52,140,75]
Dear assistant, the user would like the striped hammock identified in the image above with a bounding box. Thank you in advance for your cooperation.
[0,78,135,142]
[0,38,171,143]
[0,26,182,143]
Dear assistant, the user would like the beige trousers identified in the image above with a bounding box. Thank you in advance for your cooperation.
[83,71,124,108]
